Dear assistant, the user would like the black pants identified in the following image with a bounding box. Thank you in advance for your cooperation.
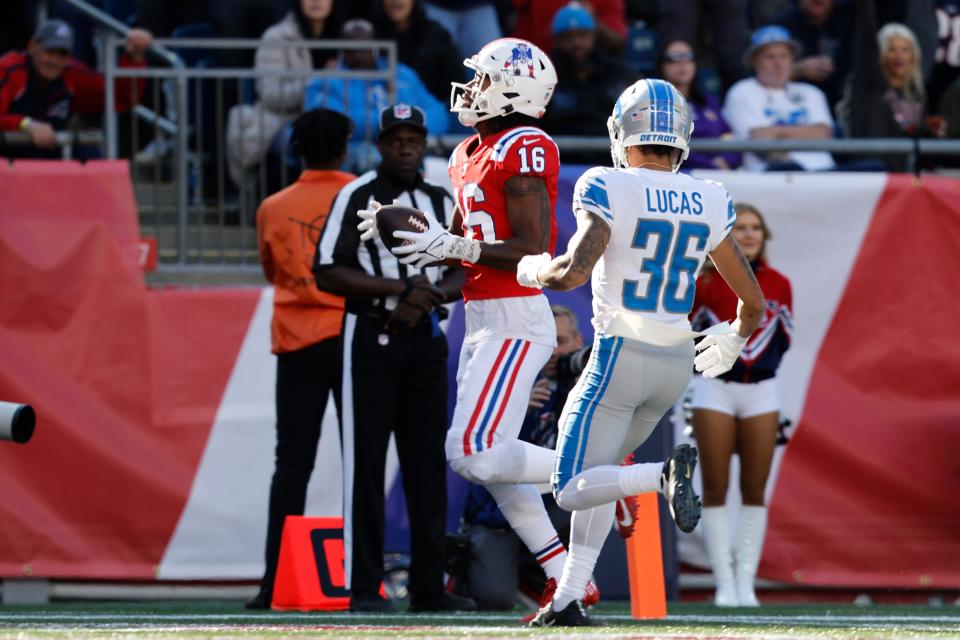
[259,337,341,595]
[343,313,449,600]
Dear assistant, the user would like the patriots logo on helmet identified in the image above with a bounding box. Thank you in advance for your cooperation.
[503,43,535,78]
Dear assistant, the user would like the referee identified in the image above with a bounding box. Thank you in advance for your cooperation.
[314,104,472,613]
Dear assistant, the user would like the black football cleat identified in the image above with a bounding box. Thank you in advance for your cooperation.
[661,443,702,533]
[528,600,596,627]
[244,589,271,610]
[349,594,395,613]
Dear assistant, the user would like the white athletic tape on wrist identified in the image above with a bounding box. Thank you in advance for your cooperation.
[516,252,550,288]
[446,236,481,263]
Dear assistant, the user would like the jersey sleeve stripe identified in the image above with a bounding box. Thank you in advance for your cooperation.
[582,182,611,210]
[575,173,613,220]
[492,126,539,153]
[491,126,553,162]
[491,128,530,157]
[580,200,613,221]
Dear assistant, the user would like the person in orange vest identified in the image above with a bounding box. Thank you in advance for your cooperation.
[247,108,356,610]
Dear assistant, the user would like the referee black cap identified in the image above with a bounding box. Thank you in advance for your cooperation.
[377,104,427,140]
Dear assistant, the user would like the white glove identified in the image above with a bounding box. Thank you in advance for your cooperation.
[391,211,481,269]
[356,199,383,242]
[694,331,748,378]
[516,252,551,288]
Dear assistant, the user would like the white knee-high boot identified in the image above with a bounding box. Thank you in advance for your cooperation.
[701,506,737,607]
[735,506,767,607]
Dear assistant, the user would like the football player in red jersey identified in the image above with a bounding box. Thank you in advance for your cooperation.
[357,38,598,612]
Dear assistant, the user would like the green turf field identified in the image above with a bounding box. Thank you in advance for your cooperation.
[2,601,960,639]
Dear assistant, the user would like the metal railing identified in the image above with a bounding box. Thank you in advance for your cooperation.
[102,38,398,267]
[437,135,960,173]
[2,131,104,160]
[40,0,184,158]
[88,38,960,269]
[26,0,960,272]
[57,0,185,68]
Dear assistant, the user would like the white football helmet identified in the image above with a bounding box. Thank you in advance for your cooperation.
[451,38,557,127]
[607,78,694,172]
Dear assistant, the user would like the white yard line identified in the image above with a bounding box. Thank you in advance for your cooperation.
[0,625,954,640]
[1,612,960,623]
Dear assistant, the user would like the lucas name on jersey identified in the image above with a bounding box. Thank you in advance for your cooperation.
[644,188,704,216]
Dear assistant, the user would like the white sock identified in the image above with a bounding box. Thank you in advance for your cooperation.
[509,440,558,484]
[531,535,567,582]
[450,440,556,485]
[487,483,566,581]
[555,465,623,511]
[552,502,615,609]
[619,462,663,496]
[554,462,662,512]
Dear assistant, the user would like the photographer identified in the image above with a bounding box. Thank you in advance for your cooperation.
[453,306,597,614]
[314,103,471,613]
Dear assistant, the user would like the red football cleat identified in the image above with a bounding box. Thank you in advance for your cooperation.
[521,577,600,623]
[615,495,638,539]
[582,578,600,608]
[615,452,639,539]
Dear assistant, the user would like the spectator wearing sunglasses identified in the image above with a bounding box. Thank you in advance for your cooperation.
[657,40,741,170]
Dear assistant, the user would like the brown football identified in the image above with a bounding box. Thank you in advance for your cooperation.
[375,204,430,251]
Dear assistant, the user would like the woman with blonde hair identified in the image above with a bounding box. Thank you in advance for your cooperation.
[878,25,924,92]
[689,203,793,607]
[837,0,945,170]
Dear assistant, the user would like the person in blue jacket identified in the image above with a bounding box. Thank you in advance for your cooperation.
[305,18,449,172]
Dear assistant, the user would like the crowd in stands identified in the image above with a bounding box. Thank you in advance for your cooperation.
[2,0,960,172]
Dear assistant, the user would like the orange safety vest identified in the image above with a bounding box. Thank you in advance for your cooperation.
[256,169,355,353]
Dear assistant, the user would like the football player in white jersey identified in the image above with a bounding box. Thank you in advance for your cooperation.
[515,78,766,626]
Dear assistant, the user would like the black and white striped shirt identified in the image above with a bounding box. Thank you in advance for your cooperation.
[314,170,453,316]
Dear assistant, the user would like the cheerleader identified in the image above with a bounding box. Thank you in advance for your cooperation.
[690,203,793,607]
